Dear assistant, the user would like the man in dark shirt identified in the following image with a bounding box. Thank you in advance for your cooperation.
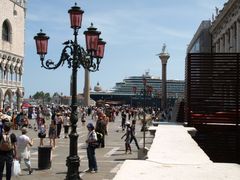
[0,122,17,180]
[121,111,127,131]
[95,116,107,148]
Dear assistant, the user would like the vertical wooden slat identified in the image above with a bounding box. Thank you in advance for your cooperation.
[186,53,191,125]
[237,53,240,163]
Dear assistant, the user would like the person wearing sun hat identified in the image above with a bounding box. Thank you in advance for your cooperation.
[85,123,98,173]
[17,127,33,175]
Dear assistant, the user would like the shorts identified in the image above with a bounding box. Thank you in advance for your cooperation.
[38,132,46,138]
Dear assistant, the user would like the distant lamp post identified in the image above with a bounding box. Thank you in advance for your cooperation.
[137,78,149,159]
[34,3,106,180]
[132,86,137,107]
[146,85,153,107]
[60,92,63,105]
[142,78,147,148]
[157,43,170,110]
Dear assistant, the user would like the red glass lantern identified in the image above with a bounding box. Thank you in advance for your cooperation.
[34,29,49,55]
[84,23,101,53]
[68,3,84,29]
[147,86,153,95]
[94,38,106,58]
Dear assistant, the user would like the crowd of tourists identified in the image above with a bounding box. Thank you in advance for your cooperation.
[0,103,172,178]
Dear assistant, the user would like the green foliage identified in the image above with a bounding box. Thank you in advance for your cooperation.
[32,91,51,103]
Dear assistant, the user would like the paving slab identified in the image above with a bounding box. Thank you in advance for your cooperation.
[113,123,240,180]
[147,124,211,164]
[113,160,240,180]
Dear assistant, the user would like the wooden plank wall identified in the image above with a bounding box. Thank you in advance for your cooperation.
[186,53,239,126]
[185,53,240,164]
[193,125,240,164]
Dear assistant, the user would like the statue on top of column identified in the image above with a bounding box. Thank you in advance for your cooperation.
[161,43,167,53]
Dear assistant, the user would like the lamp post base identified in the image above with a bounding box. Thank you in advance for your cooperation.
[66,156,81,180]
[138,147,149,160]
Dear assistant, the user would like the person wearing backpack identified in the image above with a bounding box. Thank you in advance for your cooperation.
[0,122,17,180]
[85,123,98,173]
[95,116,107,148]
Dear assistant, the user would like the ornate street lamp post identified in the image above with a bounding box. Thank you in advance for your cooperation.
[137,78,151,159]
[34,3,106,180]
[142,78,147,148]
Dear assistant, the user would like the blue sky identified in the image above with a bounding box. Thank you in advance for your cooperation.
[24,0,227,98]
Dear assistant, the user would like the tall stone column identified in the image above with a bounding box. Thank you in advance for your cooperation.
[230,26,234,52]
[220,37,224,52]
[224,31,229,52]
[237,20,240,52]
[0,95,3,110]
[158,44,170,110]
[215,40,220,53]
[84,69,90,107]
[0,69,3,83]
[17,95,22,112]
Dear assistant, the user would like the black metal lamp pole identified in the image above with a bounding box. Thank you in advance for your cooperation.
[132,86,137,107]
[34,3,106,180]
[140,79,153,148]
[143,78,147,148]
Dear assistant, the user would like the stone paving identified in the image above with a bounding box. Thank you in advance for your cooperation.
[113,123,240,180]
[5,115,153,180]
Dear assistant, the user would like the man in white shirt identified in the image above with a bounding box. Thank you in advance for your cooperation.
[17,127,33,175]
[85,123,98,173]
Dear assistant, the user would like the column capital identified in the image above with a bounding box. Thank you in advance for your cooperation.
[159,53,170,65]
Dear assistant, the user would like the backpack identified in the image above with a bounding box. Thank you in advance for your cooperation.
[96,132,103,140]
[0,134,13,151]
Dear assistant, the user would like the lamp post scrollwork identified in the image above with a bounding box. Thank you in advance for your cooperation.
[33,3,106,180]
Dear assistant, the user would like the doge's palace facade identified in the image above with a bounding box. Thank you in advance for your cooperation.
[210,0,240,53]
[0,0,26,111]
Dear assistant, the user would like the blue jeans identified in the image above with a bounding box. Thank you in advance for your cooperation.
[87,146,97,171]
[0,154,13,180]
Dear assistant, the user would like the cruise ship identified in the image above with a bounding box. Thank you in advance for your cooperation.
[90,72,185,107]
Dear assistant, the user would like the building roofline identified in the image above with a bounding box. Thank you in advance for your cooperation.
[187,20,211,53]
[210,0,236,32]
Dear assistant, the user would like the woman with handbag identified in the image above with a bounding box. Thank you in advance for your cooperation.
[48,119,57,149]
[38,118,46,146]
[16,127,33,175]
